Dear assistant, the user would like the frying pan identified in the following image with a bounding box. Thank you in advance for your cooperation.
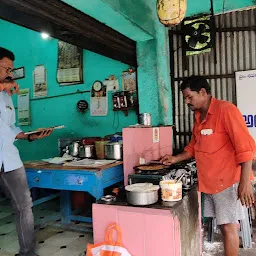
[134,163,166,172]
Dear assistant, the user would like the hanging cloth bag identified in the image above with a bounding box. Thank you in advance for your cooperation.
[86,222,132,256]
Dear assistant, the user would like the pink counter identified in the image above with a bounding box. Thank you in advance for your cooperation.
[92,127,201,255]
[92,189,201,256]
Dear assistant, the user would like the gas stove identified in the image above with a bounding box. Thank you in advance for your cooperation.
[128,160,197,190]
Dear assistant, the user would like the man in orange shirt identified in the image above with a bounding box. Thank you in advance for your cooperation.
[161,76,255,256]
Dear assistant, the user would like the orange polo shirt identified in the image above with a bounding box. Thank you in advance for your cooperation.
[185,97,255,194]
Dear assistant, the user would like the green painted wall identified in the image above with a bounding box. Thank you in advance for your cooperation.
[102,0,173,125]
[62,1,256,38]
[61,0,173,126]
[61,0,153,41]
[92,0,256,126]
[1,0,252,160]
[61,0,256,125]
[0,19,137,161]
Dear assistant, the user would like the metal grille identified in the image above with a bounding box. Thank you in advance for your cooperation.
[169,8,256,153]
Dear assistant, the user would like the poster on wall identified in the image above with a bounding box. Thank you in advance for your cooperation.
[18,88,30,126]
[57,40,83,85]
[103,75,119,91]
[122,69,136,92]
[90,82,108,116]
[236,69,256,140]
[33,65,47,97]
[13,67,25,80]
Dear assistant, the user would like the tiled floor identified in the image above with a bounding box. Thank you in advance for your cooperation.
[0,196,93,256]
[0,195,255,256]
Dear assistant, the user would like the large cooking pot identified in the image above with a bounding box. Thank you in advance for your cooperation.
[139,113,152,126]
[68,141,80,157]
[78,144,95,158]
[105,142,123,160]
[125,183,159,206]
[95,140,109,159]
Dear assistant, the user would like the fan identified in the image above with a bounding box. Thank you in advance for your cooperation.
[182,16,214,56]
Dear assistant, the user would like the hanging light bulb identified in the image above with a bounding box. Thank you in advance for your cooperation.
[156,0,187,26]
[41,32,50,40]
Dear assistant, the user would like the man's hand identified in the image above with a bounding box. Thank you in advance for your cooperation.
[0,81,20,95]
[160,151,192,165]
[29,129,53,141]
[239,160,255,208]
[160,155,178,165]
[238,181,255,208]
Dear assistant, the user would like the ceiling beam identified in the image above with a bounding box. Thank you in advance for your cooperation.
[0,0,137,66]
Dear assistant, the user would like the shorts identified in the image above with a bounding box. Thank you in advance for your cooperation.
[204,183,245,225]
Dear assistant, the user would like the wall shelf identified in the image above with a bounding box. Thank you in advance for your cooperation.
[113,106,137,116]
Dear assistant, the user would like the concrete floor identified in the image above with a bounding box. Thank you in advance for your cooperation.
[203,240,256,256]
[202,226,256,256]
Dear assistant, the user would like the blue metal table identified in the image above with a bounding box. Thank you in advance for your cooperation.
[24,161,124,225]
